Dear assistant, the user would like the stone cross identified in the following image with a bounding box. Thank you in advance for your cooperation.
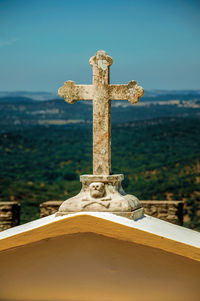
[58,50,144,175]
[57,50,144,218]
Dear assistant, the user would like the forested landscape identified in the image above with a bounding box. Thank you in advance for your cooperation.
[0,117,199,229]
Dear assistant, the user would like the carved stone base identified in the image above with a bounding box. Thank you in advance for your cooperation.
[56,208,144,220]
[56,174,143,220]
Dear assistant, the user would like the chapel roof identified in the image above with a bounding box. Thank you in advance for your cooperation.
[0,212,199,261]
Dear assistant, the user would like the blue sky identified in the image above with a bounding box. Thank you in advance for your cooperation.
[0,0,200,92]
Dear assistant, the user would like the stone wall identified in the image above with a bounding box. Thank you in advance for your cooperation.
[40,201,61,218]
[0,200,183,231]
[40,200,184,225]
[0,202,20,231]
[141,201,183,225]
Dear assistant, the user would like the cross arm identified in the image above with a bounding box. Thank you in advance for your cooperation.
[58,80,93,104]
[109,80,144,104]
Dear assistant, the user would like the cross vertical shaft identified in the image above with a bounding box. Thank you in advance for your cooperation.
[90,51,113,175]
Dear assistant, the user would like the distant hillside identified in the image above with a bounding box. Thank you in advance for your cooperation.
[0,91,200,131]
[0,91,58,101]
[0,96,37,103]
[1,89,200,100]
[0,118,199,229]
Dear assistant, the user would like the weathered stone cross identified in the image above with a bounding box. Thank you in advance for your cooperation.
[58,50,144,175]
[57,50,144,217]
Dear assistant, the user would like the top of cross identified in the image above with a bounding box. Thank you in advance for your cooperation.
[90,50,113,67]
[89,50,112,85]
[58,50,144,175]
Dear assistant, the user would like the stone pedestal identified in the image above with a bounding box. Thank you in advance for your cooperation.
[56,174,144,220]
[41,200,184,226]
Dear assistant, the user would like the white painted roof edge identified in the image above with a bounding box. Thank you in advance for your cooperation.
[0,212,199,248]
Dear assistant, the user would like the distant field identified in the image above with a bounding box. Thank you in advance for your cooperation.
[0,117,199,229]
[0,92,200,131]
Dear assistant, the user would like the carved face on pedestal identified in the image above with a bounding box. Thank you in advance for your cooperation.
[89,182,105,198]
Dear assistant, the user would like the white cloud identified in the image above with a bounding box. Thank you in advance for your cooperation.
[0,37,19,48]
